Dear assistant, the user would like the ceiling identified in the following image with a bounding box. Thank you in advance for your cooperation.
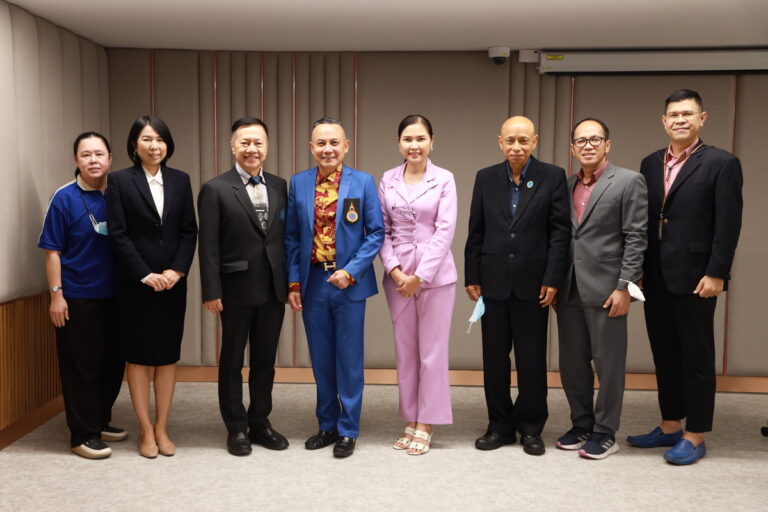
[10,0,768,52]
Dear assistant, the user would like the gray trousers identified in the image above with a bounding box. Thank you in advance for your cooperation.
[556,279,628,435]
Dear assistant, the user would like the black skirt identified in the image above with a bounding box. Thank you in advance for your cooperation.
[117,278,187,366]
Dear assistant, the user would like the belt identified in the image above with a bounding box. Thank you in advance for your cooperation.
[312,261,336,271]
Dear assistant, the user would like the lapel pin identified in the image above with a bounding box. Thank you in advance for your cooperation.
[526,180,534,189]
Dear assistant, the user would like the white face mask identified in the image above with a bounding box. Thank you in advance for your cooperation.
[466,296,485,334]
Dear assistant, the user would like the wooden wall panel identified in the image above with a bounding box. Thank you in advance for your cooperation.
[0,294,59,431]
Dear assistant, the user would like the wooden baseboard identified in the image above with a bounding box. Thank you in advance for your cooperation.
[176,367,768,393]
[0,397,63,451]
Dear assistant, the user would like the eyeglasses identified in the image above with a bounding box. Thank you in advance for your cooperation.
[572,136,605,148]
[664,111,702,120]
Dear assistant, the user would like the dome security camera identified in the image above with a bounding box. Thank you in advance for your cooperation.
[488,46,511,65]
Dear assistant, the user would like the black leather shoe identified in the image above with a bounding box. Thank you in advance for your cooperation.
[305,430,339,450]
[333,436,356,458]
[475,431,516,450]
[227,431,252,456]
[250,426,289,450]
[521,434,546,455]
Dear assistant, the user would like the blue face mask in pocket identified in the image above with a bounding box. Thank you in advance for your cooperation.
[466,296,485,334]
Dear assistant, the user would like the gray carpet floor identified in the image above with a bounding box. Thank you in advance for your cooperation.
[1,383,766,512]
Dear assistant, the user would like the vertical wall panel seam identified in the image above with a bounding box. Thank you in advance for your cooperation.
[567,76,575,177]
[149,49,156,115]
[259,52,264,119]
[212,50,221,365]
[722,74,739,377]
[354,52,359,170]
[291,52,297,368]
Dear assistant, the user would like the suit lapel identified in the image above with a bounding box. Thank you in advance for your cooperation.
[568,175,578,229]
[264,171,280,233]
[494,163,512,225]
[390,163,410,207]
[577,163,614,230]
[229,168,263,233]
[129,166,159,219]
[666,146,705,205]
[510,158,541,228]
[161,168,174,225]
[305,167,318,230]
[406,160,439,203]
[336,166,353,231]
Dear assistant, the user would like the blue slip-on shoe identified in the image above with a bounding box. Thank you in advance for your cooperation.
[626,427,683,448]
[663,439,706,465]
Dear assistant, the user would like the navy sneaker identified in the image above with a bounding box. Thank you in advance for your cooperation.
[626,427,683,448]
[663,439,706,465]
[556,427,591,450]
[579,432,619,460]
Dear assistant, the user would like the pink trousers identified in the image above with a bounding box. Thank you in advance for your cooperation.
[383,279,455,424]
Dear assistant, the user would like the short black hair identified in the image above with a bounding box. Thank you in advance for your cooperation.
[127,115,175,166]
[312,117,343,130]
[664,89,703,112]
[231,116,269,137]
[73,131,111,156]
[397,114,434,138]
[571,118,610,141]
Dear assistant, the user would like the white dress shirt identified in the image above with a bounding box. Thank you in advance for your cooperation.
[143,166,164,220]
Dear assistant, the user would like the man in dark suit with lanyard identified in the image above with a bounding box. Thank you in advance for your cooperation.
[627,90,743,465]
[465,116,570,456]
[198,117,289,456]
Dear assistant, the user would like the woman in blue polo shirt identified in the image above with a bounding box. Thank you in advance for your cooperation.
[38,132,126,459]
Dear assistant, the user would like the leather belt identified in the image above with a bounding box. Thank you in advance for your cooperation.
[312,261,337,271]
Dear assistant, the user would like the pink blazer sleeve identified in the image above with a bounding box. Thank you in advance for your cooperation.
[415,171,457,284]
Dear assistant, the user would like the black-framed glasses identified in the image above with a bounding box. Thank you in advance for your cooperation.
[572,136,605,148]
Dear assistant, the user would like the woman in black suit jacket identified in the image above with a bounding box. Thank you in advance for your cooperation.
[106,115,197,459]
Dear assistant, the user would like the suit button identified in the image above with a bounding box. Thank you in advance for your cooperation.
[154,223,160,227]
[509,253,515,259]
[574,235,580,240]
[510,233,516,239]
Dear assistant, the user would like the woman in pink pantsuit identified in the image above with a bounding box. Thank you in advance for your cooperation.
[379,115,457,455]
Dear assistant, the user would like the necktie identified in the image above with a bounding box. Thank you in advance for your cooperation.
[248,174,268,232]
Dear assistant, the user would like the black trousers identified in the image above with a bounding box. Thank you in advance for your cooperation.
[644,281,717,433]
[218,294,284,434]
[55,298,125,447]
[481,295,549,436]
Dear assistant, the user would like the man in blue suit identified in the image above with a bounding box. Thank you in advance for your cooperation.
[285,117,384,458]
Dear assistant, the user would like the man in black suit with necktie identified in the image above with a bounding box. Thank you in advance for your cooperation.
[627,90,743,465]
[465,116,570,456]
[198,117,289,456]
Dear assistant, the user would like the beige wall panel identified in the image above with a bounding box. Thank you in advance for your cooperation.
[276,53,293,177]
[262,53,280,173]
[79,39,101,130]
[11,6,43,297]
[97,47,109,138]
[35,19,66,215]
[570,74,735,373]
[197,50,220,366]
[214,51,232,172]
[357,52,511,369]
[155,49,202,365]
[536,73,559,164]
[509,56,525,115]
[324,53,340,122]
[553,75,573,172]
[245,52,262,118]
[0,2,18,301]
[728,74,768,376]
[230,51,246,121]
[339,52,356,166]
[60,31,82,152]
[308,53,325,137]
[523,64,541,148]
[294,52,310,172]
[107,49,151,170]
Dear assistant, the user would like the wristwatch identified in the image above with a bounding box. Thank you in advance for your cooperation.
[50,286,63,292]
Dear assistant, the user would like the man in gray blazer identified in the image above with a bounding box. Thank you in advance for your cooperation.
[555,118,647,459]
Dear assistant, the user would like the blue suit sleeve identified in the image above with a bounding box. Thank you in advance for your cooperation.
[285,174,301,285]
[342,173,384,280]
